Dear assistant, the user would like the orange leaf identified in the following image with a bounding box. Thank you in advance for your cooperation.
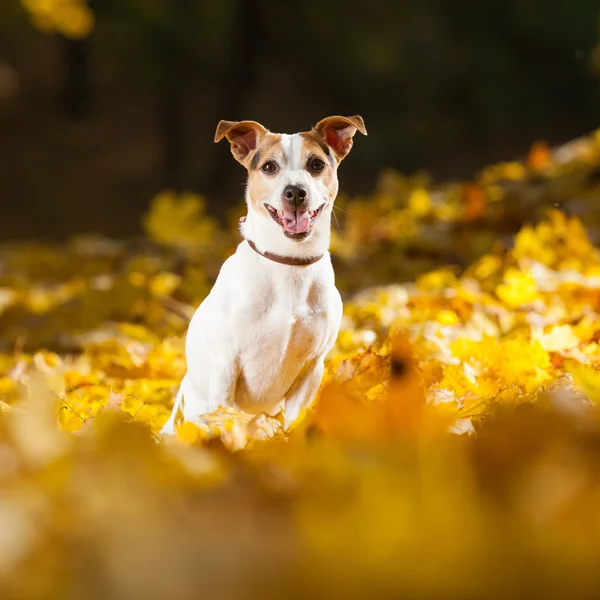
[461,184,487,221]
[527,141,551,171]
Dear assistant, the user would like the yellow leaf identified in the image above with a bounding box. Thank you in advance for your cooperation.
[534,325,580,353]
[496,268,538,308]
[175,421,203,444]
[121,396,144,417]
[148,272,182,298]
[567,362,600,404]
[143,191,220,250]
[436,310,460,326]
[407,188,432,217]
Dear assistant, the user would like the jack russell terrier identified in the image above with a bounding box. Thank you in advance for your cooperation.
[161,115,367,434]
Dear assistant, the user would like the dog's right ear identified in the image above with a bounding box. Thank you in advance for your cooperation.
[214,120,268,165]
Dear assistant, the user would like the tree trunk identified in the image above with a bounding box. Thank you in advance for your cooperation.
[158,0,192,191]
[207,0,265,195]
[62,36,90,116]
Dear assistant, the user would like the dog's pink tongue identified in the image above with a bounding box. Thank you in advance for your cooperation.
[282,210,310,234]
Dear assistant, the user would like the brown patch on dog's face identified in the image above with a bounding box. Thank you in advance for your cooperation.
[248,134,283,171]
[299,131,339,203]
[245,133,284,212]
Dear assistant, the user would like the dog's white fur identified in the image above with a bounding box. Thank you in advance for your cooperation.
[161,116,366,434]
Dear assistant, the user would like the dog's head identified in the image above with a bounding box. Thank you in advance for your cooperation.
[215,116,366,245]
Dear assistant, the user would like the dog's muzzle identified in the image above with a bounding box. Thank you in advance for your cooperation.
[278,184,311,237]
[264,199,325,240]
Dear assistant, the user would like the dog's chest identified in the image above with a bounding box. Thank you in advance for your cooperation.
[255,303,326,359]
[243,276,332,360]
[234,271,339,409]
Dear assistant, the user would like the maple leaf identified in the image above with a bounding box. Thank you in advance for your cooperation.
[143,191,220,251]
[566,362,600,404]
[533,325,580,353]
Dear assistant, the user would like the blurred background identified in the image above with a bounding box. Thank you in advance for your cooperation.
[0,0,599,241]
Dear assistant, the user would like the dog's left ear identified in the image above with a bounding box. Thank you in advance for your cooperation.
[214,120,268,164]
[313,115,367,161]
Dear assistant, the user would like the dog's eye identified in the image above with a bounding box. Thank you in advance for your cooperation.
[309,158,326,173]
[261,161,278,174]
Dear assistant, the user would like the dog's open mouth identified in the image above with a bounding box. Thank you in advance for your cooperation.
[264,203,325,239]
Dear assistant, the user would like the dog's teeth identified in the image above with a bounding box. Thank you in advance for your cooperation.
[278,210,284,217]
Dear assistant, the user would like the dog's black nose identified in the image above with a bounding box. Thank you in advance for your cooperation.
[283,184,307,206]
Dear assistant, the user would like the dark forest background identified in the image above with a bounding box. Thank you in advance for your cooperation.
[0,0,599,241]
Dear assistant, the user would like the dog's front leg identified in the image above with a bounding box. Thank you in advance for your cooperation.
[162,361,238,434]
[205,359,239,414]
[283,360,325,431]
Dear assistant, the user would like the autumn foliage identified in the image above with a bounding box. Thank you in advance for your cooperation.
[21,0,94,38]
[2,131,600,598]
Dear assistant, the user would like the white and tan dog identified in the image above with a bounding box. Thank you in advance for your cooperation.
[161,115,367,434]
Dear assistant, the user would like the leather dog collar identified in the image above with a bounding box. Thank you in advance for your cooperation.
[246,239,324,267]
[239,216,324,266]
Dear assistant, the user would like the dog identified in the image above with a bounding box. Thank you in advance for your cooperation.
[161,115,367,435]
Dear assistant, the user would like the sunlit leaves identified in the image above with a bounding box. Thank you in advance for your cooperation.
[143,191,219,252]
[21,0,94,38]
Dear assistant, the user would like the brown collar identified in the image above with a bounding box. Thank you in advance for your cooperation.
[246,239,324,266]
[239,216,324,266]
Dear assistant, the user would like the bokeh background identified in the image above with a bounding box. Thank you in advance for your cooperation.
[3,6,600,598]
[1,0,599,241]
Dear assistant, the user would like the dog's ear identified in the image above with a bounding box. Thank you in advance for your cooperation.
[214,120,268,164]
[313,115,367,161]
